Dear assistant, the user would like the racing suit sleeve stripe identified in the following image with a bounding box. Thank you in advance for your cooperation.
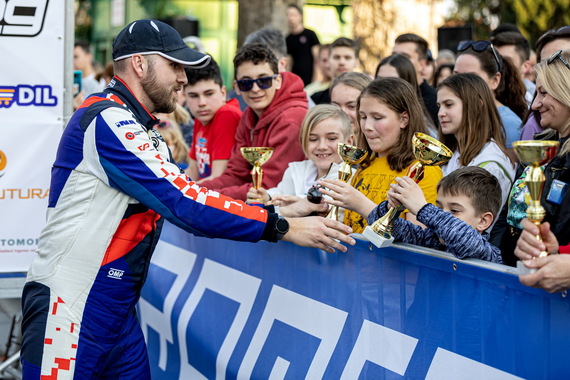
[91,108,268,242]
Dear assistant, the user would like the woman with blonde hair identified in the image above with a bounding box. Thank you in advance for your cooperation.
[500,50,570,265]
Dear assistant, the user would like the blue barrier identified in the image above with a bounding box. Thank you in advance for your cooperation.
[139,221,570,379]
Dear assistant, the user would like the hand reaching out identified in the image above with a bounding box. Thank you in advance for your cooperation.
[268,194,302,207]
[283,216,356,253]
[278,197,329,218]
[517,255,570,293]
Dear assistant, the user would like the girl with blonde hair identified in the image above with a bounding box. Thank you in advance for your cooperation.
[247,104,354,204]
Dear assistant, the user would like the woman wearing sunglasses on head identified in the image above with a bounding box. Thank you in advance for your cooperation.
[500,50,570,266]
[454,40,527,163]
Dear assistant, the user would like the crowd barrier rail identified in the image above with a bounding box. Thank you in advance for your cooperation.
[139,221,570,379]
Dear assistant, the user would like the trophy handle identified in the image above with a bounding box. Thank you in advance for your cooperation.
[337,162,353,182]
[326,162,354,221]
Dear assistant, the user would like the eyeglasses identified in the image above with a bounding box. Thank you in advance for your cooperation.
[457,40,502,71]
[547,50,570,71]
[235,75,278,92]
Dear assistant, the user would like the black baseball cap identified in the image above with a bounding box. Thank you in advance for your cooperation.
[112,19,210,67]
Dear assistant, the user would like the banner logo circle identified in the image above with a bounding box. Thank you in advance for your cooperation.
[0,150,6,178]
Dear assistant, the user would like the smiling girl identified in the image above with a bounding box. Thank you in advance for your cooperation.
[320,77,442,233]
[247,104,354,203]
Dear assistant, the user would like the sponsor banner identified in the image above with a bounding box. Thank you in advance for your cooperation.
[139,221,570,379]
[0,0,64,271]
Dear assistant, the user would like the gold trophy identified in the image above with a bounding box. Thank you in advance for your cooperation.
[241,147,274,202]
[326,143,368,220]
[513,140,559,274]
[362,133,453,248]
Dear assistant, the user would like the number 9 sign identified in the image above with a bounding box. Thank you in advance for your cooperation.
[0,0,49,37]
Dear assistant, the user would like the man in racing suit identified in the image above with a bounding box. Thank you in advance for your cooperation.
[20,19,354,379]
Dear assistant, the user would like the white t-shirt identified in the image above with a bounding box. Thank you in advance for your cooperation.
[442,140,515,209]
[268,160,355,221]
[267,160,350,198]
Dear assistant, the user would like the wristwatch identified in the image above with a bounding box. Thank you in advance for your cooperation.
[275,217,289,240]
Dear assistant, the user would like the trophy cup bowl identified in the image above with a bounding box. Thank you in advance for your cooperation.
[240,147,274,201]
[513,140,559,166]
[362,133,453,248]
[338,143,369,166]
[512,140,559,275]
[326,143,368,220]
[412,133,455,167]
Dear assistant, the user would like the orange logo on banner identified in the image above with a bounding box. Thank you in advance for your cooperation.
[0,150,6,178]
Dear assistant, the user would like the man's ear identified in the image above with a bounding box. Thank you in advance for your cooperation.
[278,57,288,72]
[522,59,533,77]
[221,85,227,98]
[233,80,241,96]
[274,73,283,90]
[476,211,494,233]
[132,54,145,78]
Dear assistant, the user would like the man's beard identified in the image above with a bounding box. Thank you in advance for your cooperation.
[141,61,178,114]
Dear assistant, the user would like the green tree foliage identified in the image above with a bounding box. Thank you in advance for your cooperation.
[447,0,570,46]
[138,0,173,18]
[510,0,570,46]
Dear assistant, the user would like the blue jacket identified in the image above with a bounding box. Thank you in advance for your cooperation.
[367,201,502,263]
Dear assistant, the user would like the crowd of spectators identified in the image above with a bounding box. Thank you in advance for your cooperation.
[81,13,570,294]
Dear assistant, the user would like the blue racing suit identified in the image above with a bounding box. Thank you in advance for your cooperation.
[20,76,280,379]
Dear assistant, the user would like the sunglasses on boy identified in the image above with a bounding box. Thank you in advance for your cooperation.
[235,75,278,92]
[547,49,570,71]
[457,40,502,71]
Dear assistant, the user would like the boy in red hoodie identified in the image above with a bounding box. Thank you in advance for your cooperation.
[199,43,308,200]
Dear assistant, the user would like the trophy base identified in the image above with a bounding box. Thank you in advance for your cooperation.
[516,260,537,275]
[362,226,394,248]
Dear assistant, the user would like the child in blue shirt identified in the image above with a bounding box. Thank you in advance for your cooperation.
[367,166,503,263]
